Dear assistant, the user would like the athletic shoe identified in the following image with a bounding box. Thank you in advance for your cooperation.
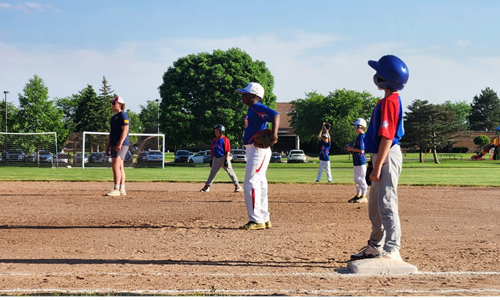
[107,189,120,197]
[239,222,266,230]
[235,186,243,192]
[200,185,210,192]
[353,197,368,203]
[120,190,127,196]
[315,180,319,183]
[265,220,272,229]
[382,250,403,261]
[348,195,361,203]
[350,241,382,261]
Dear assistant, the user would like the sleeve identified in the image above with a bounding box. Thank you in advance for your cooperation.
[359,135,365,151]
[121,113,130,127]
[262,106,278,122]
[223,137,231,153]
[379,98,399,140]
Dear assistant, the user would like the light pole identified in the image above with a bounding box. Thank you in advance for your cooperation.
[3,91,9,133]
[155,99,161,150]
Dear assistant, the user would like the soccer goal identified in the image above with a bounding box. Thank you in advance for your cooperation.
[0,132,59,167]
[82,131,166,169]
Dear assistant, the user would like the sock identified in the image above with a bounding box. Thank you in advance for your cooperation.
[114,184,119,190]
[119,184,125,191]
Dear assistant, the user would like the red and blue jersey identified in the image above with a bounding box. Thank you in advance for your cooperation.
[109,111,130,146]
[319,140,331,161]
[353,133,366,166]
[365,93,404,153]
[243,102,278,145]
[211,135,231,158]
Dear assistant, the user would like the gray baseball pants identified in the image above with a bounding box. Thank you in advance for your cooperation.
[205,156,240,187]
[368,144,402,253]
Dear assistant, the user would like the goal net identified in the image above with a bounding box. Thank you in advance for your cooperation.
[0,132,58,167]
[81,131,165,169]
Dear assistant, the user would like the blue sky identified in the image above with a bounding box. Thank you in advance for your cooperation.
[1,0,500,112]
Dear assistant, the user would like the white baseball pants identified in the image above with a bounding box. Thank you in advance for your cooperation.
[353,164,368,196]
[316,160,332,182]
[243,144,271,223]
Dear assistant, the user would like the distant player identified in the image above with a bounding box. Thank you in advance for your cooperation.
[105,96,129,197]
[237,82,280,230]
[200,124,243,193]
[350,55,408,262]
[345,118,368,203]
[316,123,332,183]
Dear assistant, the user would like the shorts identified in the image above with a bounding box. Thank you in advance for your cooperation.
[111,145,129,160]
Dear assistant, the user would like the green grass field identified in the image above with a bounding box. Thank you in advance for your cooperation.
[1,152,499,186]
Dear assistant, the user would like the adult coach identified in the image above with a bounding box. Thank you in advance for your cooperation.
[350,55,408,261]
[105,96,130,197]
[237,82,280,230]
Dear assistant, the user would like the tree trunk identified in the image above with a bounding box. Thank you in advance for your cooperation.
[419,148,424,163]
[432,147,440,164]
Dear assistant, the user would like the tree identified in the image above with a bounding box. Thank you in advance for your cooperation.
[98,76,114,125]
[15,74,68,149]
[289,89,377,150]
[469,87,500,131]
[473,135,490,152]
[74,85,110,132]
[404,100,467,164]
[55,94,80,133]
[0,102,19,133]
[158,48,276,148]
[443,100,471,129]
[139,100,161,132]
[125,109,142,146]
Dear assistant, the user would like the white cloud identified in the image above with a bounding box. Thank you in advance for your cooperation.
[0,2,60,13]
[0,31,499,114]
[456,39,471,47]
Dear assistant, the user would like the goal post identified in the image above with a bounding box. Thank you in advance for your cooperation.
[0,132,58,167]
[82,131,166,169]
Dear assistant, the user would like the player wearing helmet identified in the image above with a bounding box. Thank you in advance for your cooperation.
[200,124,242,193]
[350,55,408,262]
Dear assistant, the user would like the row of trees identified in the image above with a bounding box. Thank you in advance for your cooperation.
[1,48,499,158]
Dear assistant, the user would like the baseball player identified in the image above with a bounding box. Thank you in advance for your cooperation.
[346,118,368,203]
[316,123,332,182]
[105,96,130,196]
[237,82,280,230]
[200,124,243,193]
[350,55,408,262]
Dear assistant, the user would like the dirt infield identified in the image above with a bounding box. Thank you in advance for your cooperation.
[0,182,499,296]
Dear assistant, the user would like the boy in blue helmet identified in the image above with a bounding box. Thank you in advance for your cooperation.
[350,55,408,262]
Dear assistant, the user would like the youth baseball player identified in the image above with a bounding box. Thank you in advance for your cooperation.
[237,82,280,230]
[316,123,332,182]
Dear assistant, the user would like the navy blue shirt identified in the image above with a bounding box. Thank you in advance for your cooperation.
[109,111,130,146]
[352,133,366,166]
[319,140,331,161]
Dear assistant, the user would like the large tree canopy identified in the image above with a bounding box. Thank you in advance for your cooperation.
[289,89,377,151]
[468,87,500,131]
[158,48,276,148]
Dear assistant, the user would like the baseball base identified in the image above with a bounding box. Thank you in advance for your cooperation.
[348,257,418,275]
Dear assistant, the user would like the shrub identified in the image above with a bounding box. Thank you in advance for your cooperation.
[452,146,469,153]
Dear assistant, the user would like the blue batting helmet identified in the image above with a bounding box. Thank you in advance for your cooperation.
[214,124,225,134]
[368,55,409,91]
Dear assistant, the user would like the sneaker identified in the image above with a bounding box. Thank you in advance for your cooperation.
[119,190,126,196]
[265,220,272,229]
[348,195,361,203]
[235,186,243,192]
[353,197,368,203]
[382,250,403,261]
[106,189,120,197]
[315,180,319,183]
[239,222,266,230]
[200,185,210,192]
[350,241,382,261]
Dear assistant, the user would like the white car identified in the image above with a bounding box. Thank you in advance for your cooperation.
[189,150,210,163]
[146,150,163,162]
[287,149,306,163]
[230,149,246,163]
[54,152,71,163]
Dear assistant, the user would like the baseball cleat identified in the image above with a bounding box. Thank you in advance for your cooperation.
[382,250,403,261]
[265,220,272,229]
[353,197,368,203]
[119,190,127,196]
[239,222,266,230]
[350,241,382,261]
[106,189,121,197]
[200,185,210,192]
[348,195,361,203]
[234,186,243,192]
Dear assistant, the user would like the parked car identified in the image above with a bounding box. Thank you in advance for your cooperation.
[189,150,210,163]
[74,152,89,164]
[6,150,26,161]
[271,152,282,163]
[33,150,53,163]
[287,149,306,163]
[174,150,191,163]
[146,150,163,162]
[89,152,106,163]
[137,151,149,163]
[54,152,71,164]
[230,149,246,163]
[104,151,133,163]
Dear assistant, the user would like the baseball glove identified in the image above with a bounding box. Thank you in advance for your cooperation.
[224,159,228,168]
[365,160,373,186]
[324,123,331,130]
[253,129,278,148]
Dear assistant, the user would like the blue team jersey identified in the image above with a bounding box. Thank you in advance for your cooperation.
[352,133,366,166]
[365,93,404,153]
[242,102,278,145]
[211,136,231,157]
[109,111,130,146]
[319,140,331,161]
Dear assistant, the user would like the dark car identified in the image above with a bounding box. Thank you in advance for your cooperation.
[137,151,149,163]
[270,152,282,163]
[89,152,106,163]
[174,150,191,163]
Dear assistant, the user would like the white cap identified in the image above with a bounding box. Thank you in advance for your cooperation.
[352,118,367,128]
[111,96,125,104]
[236,82,265,98]
[322,133,329,138]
